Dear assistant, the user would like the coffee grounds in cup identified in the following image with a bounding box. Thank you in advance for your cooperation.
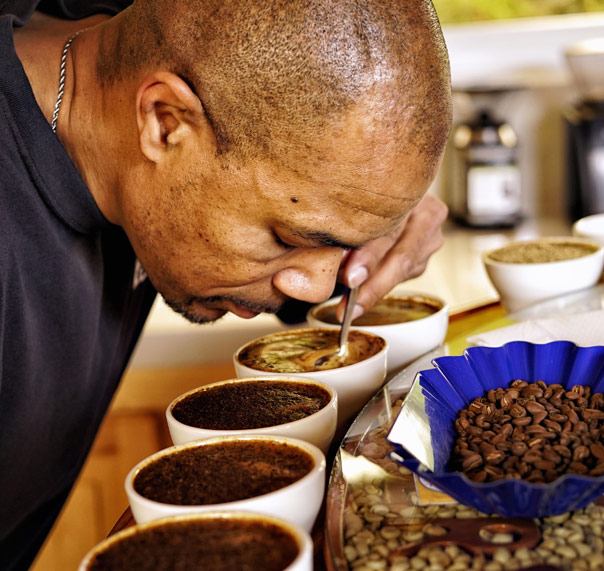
[487,240,598,264]
[449,380,604,483]
[87,518,299,570]
[133,440,314,504]
[172,380,331,429]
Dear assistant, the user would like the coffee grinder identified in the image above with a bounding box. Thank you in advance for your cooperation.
[564,38,604,220]
[448,87,522,228]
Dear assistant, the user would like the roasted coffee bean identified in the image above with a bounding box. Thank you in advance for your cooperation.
[542,448,562,464]
[528,436,545,448]
[526,401,546,414]
[583,408,604,420]
[532,411,548,425]
[461,453,483,471]
[526,424,547,434]
[499,423,513,437]
[522,449,543,464]
[468,402,484,414]
[576,421,589,433]
[450,381,604,484]
[544,420,562,432]
[553,445,572,458]
[574,445,590,461]
[509,404,526,418]
[534,460,557,471]
[569,461,589,474]
[485,450,505,465]
[591,443,604,460]
[511,442,528,456]
[591,462,604,476]
[524,386,544,398]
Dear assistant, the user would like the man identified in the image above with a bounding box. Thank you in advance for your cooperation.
[0,0,451,568]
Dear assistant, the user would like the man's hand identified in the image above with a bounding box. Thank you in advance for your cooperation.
[335,193,448,321]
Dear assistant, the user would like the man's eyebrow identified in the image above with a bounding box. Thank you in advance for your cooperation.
[291,229,361,251]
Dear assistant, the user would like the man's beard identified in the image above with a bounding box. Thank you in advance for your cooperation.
[163,293,287,324]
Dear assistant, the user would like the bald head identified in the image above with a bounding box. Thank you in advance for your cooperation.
[98,0,450,170]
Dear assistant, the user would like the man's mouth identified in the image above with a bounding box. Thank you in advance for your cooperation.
[226,303,260,319]
[164,293,285,324]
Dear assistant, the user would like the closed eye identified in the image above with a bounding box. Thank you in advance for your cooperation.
[273,232,296,250]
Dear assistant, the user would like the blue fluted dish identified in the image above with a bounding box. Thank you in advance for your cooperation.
[386,341,604,518]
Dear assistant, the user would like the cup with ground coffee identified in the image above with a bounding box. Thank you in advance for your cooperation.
[482,236,604,312]
[233,327,387,426]
[125,434,326,532]
[78,511,313,571]
[166,376,337,454]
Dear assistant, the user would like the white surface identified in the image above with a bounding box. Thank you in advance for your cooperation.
[467,309,604,347]
[443,12,604,89]
[573,213,604,245]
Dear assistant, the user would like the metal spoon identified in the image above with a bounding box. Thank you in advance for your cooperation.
[337,286,359,359]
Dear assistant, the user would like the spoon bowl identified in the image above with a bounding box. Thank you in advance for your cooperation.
[337,287,359,361]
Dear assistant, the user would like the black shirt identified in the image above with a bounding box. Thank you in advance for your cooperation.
[0,6,156,569]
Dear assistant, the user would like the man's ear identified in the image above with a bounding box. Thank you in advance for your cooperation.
[136,71,208,163]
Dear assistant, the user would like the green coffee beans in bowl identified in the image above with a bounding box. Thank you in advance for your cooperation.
[387,340,604,517]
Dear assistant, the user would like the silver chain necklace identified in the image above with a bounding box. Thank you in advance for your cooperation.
[50,29,84,134]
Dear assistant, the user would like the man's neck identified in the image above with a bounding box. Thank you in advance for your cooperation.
[13,11,125,224]
[13,12,110,123]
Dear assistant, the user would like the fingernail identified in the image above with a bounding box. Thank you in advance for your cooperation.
[351,304,364,322]
[348,266,368,288]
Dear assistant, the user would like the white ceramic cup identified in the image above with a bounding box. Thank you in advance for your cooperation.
[125,434,326,532]
[483,236,604,313]
[233,327,388,426]
[572,213,604,245]
[306,291,449,374]
[78,511,313,571]
[166,376,338,455]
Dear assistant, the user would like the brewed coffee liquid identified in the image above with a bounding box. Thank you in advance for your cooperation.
[134,440,314,505]
[88,518,299,571]
[238,329,384,373]
[314,296,440,326]
[172,380,331,429]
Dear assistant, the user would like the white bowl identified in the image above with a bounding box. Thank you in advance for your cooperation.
[306,291,448,374]
[483,236,604,313]
[233,328,388,426]
[125,435,325,532]
[78,511,313,571]
[573,213,604,246]
[166,376,338,455]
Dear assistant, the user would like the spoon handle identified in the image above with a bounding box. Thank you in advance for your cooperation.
[338,286,359,350]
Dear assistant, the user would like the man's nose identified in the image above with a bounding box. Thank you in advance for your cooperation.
[272,248,343,304]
